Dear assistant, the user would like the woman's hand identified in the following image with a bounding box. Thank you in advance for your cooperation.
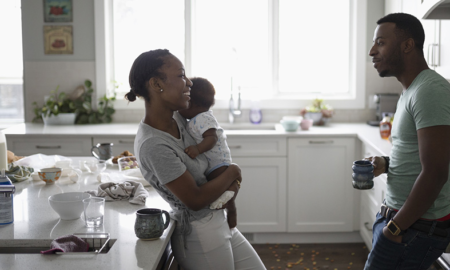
[364,156,386,177]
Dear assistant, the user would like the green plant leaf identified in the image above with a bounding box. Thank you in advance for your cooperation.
[85,80,92,88]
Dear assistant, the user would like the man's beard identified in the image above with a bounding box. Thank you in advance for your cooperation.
[379,46,404,78]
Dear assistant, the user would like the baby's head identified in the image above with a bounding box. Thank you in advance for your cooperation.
[179,77,215,119]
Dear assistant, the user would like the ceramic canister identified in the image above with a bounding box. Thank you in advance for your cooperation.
[134,208,170,240]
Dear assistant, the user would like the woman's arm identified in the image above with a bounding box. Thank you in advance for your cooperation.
[165,163,241,211]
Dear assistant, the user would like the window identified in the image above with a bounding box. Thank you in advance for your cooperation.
[96,0,366,109]
[0,1,24,123]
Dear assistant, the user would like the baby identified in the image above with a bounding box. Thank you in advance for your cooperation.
[178,77,237,226]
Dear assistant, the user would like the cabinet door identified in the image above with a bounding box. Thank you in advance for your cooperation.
[6,135,92,156]
[233,157,287,233]
[287,137,356,232]
[92,136,136,157]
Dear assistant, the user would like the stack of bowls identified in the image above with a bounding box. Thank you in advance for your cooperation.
[280,116,303,132]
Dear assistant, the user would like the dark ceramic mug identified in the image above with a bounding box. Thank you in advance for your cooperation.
[91,143,113,160]
[352,160,374,190]
[134,208,170,240]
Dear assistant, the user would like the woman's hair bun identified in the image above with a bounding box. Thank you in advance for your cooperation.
[125,90,137,102]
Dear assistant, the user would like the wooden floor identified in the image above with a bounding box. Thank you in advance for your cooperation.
[252,243,443,270]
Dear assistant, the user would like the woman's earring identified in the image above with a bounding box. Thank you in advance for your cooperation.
[160,89,163,92]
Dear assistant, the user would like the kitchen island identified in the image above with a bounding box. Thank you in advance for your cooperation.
[0,157,174,270]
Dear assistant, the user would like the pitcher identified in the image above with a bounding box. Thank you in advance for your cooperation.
[134,208,170,240]
[91,143,113,160]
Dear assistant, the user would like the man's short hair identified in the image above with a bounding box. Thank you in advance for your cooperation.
[377,13,425,52]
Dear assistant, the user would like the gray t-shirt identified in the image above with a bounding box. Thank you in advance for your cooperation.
[388,69,450,219]
[134,111,215,235]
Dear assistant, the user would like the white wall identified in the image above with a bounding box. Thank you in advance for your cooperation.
[21,0,401,124]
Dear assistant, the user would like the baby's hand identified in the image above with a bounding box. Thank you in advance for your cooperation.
[185,145,200,159]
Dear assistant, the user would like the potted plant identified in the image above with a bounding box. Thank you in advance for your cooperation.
[32,79,116,125]
[300,99,334,126]
[32,85,78,125]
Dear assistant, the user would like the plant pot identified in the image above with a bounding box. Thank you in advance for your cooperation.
[42,113,76,125]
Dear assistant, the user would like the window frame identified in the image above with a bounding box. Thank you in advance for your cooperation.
[95,0,367,110]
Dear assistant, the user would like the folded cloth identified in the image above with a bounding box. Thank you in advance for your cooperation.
[41,235,89,254]
[85,181,149,205]
[6,162,34,183]
[210,190,235,209]
[97,170,150,187]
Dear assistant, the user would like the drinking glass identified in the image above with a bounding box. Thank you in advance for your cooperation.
[83,197,105,228]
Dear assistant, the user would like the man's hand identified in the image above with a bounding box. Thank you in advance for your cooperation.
[184,145,200,159]
[364,156,386,177]
[382,226,402,243]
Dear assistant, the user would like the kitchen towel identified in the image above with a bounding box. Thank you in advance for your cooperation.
[41,235,89,254]
[85,181,149,205]
[96,169,150,187]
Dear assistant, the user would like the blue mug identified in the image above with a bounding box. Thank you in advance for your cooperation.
[352,160,374,190]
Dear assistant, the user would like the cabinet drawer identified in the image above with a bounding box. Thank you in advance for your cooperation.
[92,136,136,157]
[226,137,287,157]
[7,136,92,156]
[360,194,377,251]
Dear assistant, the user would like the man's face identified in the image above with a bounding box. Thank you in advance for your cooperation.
[369,22,404,77]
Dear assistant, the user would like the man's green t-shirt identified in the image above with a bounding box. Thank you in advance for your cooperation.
[387,69,450,219]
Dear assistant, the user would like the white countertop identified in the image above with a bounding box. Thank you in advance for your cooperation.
[0,157,174,270]
[2,122,392,156]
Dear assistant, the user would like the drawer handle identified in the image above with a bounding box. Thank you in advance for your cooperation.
[309,140,334,144]
[364,222,373,231]
[118,140,134,144]
[36,145,61,149]
[229,145,242,149]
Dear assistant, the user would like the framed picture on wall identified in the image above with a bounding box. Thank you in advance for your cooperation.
[43,0,73,22]
[44,25,73,54]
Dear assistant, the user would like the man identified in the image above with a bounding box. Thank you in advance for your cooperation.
[364,13,450,269]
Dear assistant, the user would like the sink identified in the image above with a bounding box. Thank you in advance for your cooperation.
[220,123,276,130]
[0,237,116,254]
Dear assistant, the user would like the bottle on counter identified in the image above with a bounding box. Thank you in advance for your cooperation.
[249,100,262,124]
[379,112,392,140]
[0,131,7,172]
[0,169,15,225]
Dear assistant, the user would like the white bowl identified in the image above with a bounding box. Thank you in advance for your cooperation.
[48,192,91,220]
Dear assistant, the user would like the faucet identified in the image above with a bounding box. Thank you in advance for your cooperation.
[229,86,242,124]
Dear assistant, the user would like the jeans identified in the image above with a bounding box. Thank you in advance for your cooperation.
[364,212,450,270]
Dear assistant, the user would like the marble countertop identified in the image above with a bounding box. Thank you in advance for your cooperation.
[0,157,173,270]
[2,122,392,156]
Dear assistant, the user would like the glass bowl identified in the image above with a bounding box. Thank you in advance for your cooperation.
[118,156,139,171]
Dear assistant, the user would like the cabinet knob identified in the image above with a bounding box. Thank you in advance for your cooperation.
[364,222,373,231]
[118,140,134,144]
[309,140,334,144]
[36,145,61,149]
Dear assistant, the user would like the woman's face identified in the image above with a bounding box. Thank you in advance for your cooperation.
[158,56,192,110]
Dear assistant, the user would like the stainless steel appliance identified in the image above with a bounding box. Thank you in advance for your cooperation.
[367,93,399,126]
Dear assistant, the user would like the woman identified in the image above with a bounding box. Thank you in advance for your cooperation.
[126,49,265,270]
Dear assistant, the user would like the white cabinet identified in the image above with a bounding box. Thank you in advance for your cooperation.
[233,157,287,233]
[229,136,287,233]
[287,137,356,232]
[359,142,388,250]
[6,135,92,156]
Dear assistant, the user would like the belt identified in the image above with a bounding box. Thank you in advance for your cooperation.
[380,204,450,237]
